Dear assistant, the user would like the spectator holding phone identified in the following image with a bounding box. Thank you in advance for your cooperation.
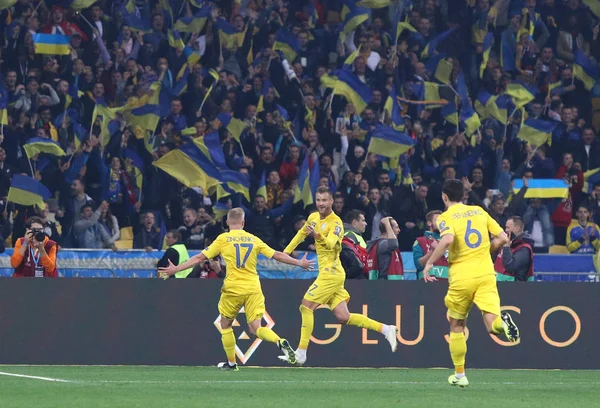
[11,216,58,277]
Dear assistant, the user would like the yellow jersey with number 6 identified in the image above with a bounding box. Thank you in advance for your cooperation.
[202,229,276,295]
[436,203,504,282]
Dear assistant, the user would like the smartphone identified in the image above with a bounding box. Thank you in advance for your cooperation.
[301,57,307,67]
[490,189,500,196]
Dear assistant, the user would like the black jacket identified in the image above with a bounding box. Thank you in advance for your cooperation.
[340,227,366,279]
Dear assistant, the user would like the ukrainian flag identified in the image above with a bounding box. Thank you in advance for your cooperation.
[24,137,66,158]
[91,97,117,144]
[273,29,299,62]
[0,82,7,125]
[256,170,267,199]
[128,104,161,132]
[355,0,391,7]
[213,202,230,222]
[183,45,201,65]
[7,174,51,208]
[154,141,222,192]
[320,71,339,89]
[217,170,250,201]
[257,79,280,113]
[33,33,70,55]
[70,0,97,10]
[505,80,538,109]
[65,82,83,110]
[340,1,370,40]
[441,98,459,126]
[333,70,372,114]
[227,118,247,141]
[457,72,481,135]
[392,21,416,44]
[70,118,89,148]
[123,9,152,33]
[368,124,415,158]
[384,87,405,131]
[573,50,600,91]
[167,30,185,49]
[480,32,494,78]
[123,148,144,190]
[486,94,511,124]
[294,154,313,207]
[518,118,556,146]
[195,132,227,169]
[174,6,210,33]
[583,168,600,195]
[421,28,456,59]
[172,66,190,96]
[0,0,18,11]
[512,179,568,199]
[216,19,245,50]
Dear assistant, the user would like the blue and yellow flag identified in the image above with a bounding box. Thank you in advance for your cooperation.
[384,86,405,131]
[90,96,117,145]
[123,148,144,190]
[195,131,226,169]
[483,94,511,124]
[65,82,83,110]
[122,7,152,33]
[583,168,600,195]
[167,30,185,49]
[217,114,247,141]
[24,137,66,158]
[70,0,97,10]
[457,72,481,135]
[518,118,556,146]
[309,155,322,202]
[573,50,600,91]
[216,19,245,50]
[7,174,51,208]
[355,0,391,7]
[340,1,370,40]
[333,70,372,114]
[273,28,299,62]
[505,80,538,109]
[0,81,7,125]
[213,201,230,222]
[421,28,456,59]
[392,21,416,44]
[217,170,250,201]
[480,32,494,78]
[368,124,415,158]
[256,170,267,199]
[174,5,210,33]
[294,154,314,208]
[33,33,70,55]
[428,54,453,85]
[257,79,280,113]
[128,104,161,132]
[154,140,222,192]
[512,179,568,199]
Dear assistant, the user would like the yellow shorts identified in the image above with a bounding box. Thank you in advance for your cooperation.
[444,274,500,320]
[304,276,350,309]
[218,292,265,323]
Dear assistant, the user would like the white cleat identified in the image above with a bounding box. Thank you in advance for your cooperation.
[278,350,307,366]
[385,325,398,352]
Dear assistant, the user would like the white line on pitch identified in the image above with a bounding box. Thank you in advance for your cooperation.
[0,371,73,383]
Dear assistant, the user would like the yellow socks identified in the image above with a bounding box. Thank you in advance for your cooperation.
[491,316,504,335]
[256,327,280,344]
[221,327,236,365]
[449,331,467,375]
[347,313,384,333]
[298,305,314,350]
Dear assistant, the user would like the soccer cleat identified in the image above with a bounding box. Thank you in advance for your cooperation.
[448,374,469,388]
[278,350,307,366]
[501,311,520,342]
[217,362,239,371]
[277,339,297,365]
[385,325,398,352]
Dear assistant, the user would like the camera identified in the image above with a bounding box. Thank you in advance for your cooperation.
[31,228,46,242]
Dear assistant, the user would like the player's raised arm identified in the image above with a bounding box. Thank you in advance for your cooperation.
[273,251,315,270]
[423,217,454,282]
[158,235,222,278]
[487,212,509,252]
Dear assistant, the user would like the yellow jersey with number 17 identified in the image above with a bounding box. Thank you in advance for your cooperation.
[436,203,504,282]
[284,211,344,277]
[202,229,276,295]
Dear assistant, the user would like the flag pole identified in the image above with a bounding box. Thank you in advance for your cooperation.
[76,11,97,32]
[32,0,44,15]
[28,158,35,177]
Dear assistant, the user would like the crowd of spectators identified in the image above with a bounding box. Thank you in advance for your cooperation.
[0,0,599,258]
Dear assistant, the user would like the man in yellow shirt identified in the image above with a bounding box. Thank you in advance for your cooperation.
[423,179,520,387]
[280,186,398,366]
[158,208,314,371]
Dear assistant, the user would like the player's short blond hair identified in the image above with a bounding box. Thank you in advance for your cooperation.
[227,208,245,223]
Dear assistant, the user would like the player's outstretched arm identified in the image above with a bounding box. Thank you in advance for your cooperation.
[158,253,207,278]
[273,251,315,270]
[283,227,309,254]
[423,234,454,282]
[490,231,509,252]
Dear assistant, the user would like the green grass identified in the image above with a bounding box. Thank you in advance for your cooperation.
[0,366,599,408]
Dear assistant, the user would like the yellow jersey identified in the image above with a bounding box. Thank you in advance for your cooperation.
[202,229,275,295]
[436,203,504,281]
[284,211,344,277]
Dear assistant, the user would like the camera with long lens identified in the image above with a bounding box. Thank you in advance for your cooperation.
[31,228,46,242]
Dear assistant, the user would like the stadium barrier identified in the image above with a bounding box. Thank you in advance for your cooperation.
[0,249,597,281]
[0,280,597,369]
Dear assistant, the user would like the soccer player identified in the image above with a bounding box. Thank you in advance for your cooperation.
[158,207,315,371]
[422,179,520,387]
[280,186,398,366]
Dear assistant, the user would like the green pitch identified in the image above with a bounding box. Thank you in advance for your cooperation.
[1,366,599,408]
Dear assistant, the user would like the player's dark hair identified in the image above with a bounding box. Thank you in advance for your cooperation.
[442,179,464,203]
[508,216,524,232]
[344,210,364,225]
[426,210,442,223]
[316,186,332,197]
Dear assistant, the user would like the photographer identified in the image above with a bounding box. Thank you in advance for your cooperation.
[494,216,534,282]
[11,216,58,278]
